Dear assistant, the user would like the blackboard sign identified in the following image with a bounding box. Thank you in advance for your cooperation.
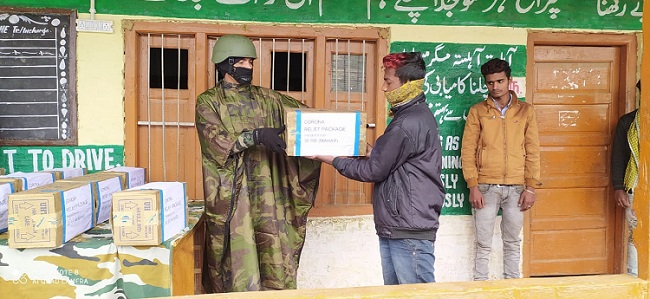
[0,8,76,145]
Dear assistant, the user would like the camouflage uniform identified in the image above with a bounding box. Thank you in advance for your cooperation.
[0,202,205,299]
[196,81,321,292]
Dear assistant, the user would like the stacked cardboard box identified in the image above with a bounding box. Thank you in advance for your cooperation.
[0,172,57,234]
[0,172,56,191]
[104,166,146,188]
[62,172,124,224]
[285,108,367,156]
[8,181,94,248]
[40,167,87,180]
[0,183,15,233]
[112,182,187,246]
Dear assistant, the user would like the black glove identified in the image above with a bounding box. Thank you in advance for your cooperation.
[252,126,286,153]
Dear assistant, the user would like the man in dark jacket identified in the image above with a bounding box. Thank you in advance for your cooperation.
[611,81,640,276]
[311,52,445,284]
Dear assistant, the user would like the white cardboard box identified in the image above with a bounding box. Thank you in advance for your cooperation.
[0,183,15,233]
[105,166,146,188]
[285,109,367,156]
[63,172,124,224]
[8,181,94,248]
[40,167,87,180]
[112,181,187,246]
[0,172,55,191]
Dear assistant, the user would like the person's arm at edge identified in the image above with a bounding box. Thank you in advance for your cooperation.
[611,114,631,191]
[461,106,480,188]
[518,104,541,211]
[460,105,485,209]
[611,113,632,208]
[523,104,541,190]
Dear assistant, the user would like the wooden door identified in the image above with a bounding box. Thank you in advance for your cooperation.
[317,39,377,212]
[135,34,203,198]
[526,45,621,276]
[253,38,316,106]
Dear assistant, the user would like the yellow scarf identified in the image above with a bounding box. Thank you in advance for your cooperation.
[624,111,640,191]
[386,79,424,107]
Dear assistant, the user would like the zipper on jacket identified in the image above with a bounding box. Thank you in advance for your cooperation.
[502,109,508,181]
[221,156,239,267]
[387,177,399,216]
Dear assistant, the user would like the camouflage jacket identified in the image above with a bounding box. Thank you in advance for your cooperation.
[195,81,321,292]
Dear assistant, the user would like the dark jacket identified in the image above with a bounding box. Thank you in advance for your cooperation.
[332,93,445,241]
[611,109,638,191]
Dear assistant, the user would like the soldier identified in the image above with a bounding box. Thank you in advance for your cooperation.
[195,34,321,292]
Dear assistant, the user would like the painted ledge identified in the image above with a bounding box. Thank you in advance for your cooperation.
[155,274,647,299]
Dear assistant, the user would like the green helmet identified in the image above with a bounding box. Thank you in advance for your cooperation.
[211,34,257,64]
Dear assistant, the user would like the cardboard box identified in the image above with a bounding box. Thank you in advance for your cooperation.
[40,167,87,180]
[0,183,15,233]
[112,182,187,246]
[0,177,23,192]
[90,171,128,190]
[104,166,146,188]
[8,181,94,248]
[62,172,124,224]
[0,172,55,191]
[0,168,4,175]
[285,109,367,156]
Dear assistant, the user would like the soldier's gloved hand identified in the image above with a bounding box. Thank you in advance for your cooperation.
[252,126,286,153]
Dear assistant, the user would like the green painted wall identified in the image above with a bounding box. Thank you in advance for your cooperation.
[0,145,125,173]
[3,0,643,30]
[391,42,526,215]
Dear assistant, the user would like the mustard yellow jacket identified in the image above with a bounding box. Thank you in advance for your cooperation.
[461,91,541,188]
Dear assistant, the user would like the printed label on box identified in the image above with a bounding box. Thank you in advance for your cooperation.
[11,198,53,243]
[129,182,187,240]
[2,172,54,190]
[292,111,361,156]
[0,183,13,232]
[115,198,156,241]
[107,167,145,188]
[50,167,86,179]
[62,184,94,242]
[160,183,186,240]
[113,210,158,227]
[96,177,122,224]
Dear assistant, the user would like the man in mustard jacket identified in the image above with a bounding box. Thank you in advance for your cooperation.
[461,58,541,281]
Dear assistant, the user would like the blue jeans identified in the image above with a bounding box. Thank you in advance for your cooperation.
[379,237,435,285]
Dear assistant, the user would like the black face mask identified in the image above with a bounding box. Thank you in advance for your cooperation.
[229,67,253,84]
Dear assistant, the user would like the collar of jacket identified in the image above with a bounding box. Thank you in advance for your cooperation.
[390,93,426,114]
[220,79,250,91]
[484,90,520,111]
